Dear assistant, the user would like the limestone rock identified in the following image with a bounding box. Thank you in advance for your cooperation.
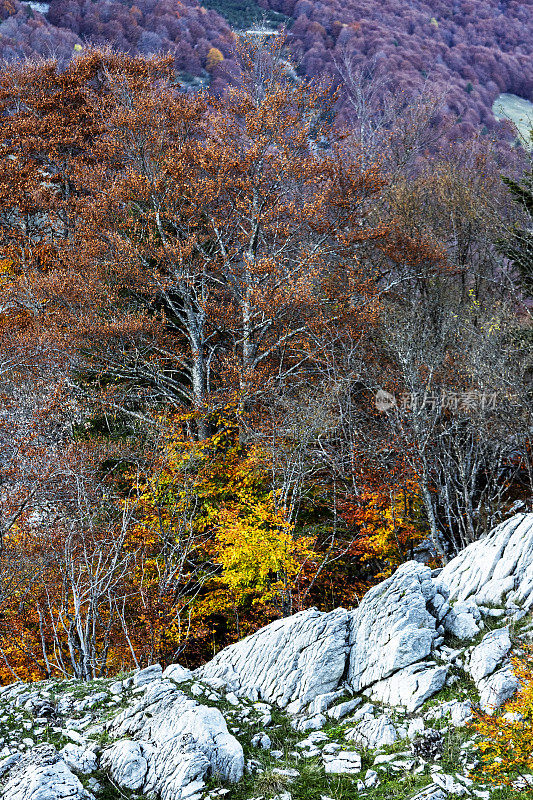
[327,698,361,720]
[251,733,271,750]
[101,741,147,790]
[467,627,512,683]
[323,750,361,775]
[478,665,520,713]
[196,607,349,708]
[432,773,470,796]
[437,513,533,609]
[293,713,326,732]
[105,680,244,800]
[59,744,98,775]
[162,664,194,684]
[442,600,481,640]
[348,561,438,693]
[133,664,162,687]
[407,718,425,738]
[449,700,474,726]
[0,754,21,779]
[1,744,93,800]
[272,768,299,779]
[346,714,398,749]
[307,690,344,716]
[425,700,473,727]
[411,788,446,800]
[365,662,448,711]
[365,768,379,788]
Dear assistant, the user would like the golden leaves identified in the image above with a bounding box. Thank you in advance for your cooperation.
[471,650,533,790]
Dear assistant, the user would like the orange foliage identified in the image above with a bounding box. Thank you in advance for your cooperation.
[471,649,533,792]
[0,42,449,681]
[340,481,425,582]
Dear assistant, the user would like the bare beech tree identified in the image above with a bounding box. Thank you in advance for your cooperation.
[368,285,532,558]
[335,50,449,175]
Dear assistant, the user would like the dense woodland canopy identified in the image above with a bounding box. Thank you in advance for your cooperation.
[0,28,531,683]
[0,0,531,145]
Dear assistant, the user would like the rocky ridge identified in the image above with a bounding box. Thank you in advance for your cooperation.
[1,512,533,800]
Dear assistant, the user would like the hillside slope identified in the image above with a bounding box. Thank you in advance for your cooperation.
[1,514,533,800]
[1,0,531,142]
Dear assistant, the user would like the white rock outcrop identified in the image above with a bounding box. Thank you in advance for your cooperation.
[437,513,533,609]
[132,664,163,687]
[466,627,512,683]
[365,662,448,711]
[327,698,360,720]
[441,599,482,640]
[188,516,532,716]
[348,562,439,692]
[196,607,349,708]
[3,513,533,800]
[411,786,447,800]
[478,666,520,714]
[323,749,361,775]
[1,745,93,800]
[163,664,194,684]
[105,680,244,800]
[101,740,148,791]
[432,773,470,796]
[346,714,398,748]
[197,561,450,713]
[58,744,98,776]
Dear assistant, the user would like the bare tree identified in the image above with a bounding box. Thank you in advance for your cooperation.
[335,50,449,175]
[369,284,531,557]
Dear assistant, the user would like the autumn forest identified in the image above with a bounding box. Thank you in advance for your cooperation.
[0,25,531,685]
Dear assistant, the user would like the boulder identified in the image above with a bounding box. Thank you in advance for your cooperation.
[364,662,448,711]
[59,744,98,776]
[307,690,344,716]
[105,680,244,800]
[407,718,425,738]
[346,714,398,749]
[323,750,361,775]
[0,755,21,780]
[467,627,512,683]
[1,745,92,800]
[437,513,533,609]
[432,773,470,796]
[449,700,473,726]
[133,664,162,687]
[425,700,473,727]
[101,741,147,791]
[348,562,439,692]
[478,665,520,713]
[365,768,379,788]
[442,600,482,640]
[251,733,271,750]
[327,698,361,720]
[410,787,446,800]
[196,607,349,708]
[162,664,194,684]
[292,713,327,732]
